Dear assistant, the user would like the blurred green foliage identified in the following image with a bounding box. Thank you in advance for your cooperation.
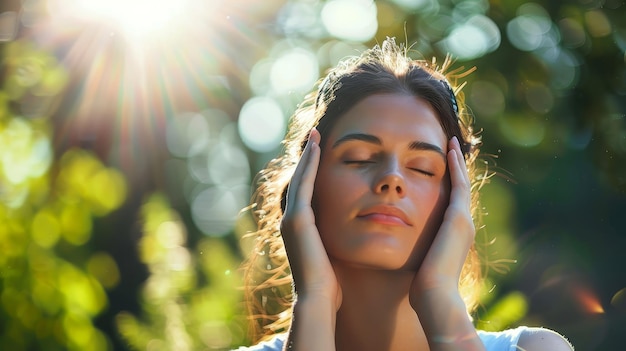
[116,194,247,351]
[0,41,126,350]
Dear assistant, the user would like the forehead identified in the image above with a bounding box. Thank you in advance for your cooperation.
[325,94,447,149]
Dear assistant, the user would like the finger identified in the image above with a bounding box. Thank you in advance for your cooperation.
[285,128,321,211]
[450,137,468,185]
[447,137,471,207]
[453,136,470,184]
[445,138,476,244]
[296,129,321,204]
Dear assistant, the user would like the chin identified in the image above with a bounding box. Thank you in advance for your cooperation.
[331,249,418,271]
[323,230,432,271]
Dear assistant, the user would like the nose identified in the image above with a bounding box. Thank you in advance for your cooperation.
[373,159,406,197]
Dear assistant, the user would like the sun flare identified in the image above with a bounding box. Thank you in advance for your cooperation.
[36,0,257,180]
[49,0,191,40]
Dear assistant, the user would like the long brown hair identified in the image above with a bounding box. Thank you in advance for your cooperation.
[241,38,485,342]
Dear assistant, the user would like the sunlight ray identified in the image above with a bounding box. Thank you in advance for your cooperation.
[34,0,274,183]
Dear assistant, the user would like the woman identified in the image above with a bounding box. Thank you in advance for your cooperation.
[238,38,573,351]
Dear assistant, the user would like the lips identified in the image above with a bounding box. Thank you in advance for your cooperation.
[357,204,413,226]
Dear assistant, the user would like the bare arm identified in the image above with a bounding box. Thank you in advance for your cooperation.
[412,290,485,350]
[285,295,337,351]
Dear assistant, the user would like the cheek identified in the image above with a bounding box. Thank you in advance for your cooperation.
[410,180,449,222]
[314,169,360,208]
[431,180,451,221]
[438,184,450,213]
[312,165,337,222]
[312,165,368,231]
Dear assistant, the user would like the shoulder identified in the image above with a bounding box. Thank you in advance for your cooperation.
[477,326,573,351]
[477,326,526,350]
[232,334,286,351]
[517,327,574,351]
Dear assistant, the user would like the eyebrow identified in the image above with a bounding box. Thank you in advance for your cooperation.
[332,132,446,159]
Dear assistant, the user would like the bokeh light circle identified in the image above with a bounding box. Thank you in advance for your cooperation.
[238,96,285,153]
[499,115,546,147]
[548,49,580,90]
[524,83,554,114]
[321,0,378,42]
[0,118,52,185]
[390,0,437,12]
[506,4,552,52]
[207,141,251,187]
[507,16,545,52]
[166,112,210,158]
[270,48,319,94]
[558,18,587,48]
[277,2,324,38]
[443,15,500,60]
[191,185,249,237]
[249,59,272,97]
[317,40,367,68]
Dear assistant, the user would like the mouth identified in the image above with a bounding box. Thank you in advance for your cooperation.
[357,204,413,226]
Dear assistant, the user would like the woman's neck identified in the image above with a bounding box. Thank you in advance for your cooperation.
[333,262,429,351]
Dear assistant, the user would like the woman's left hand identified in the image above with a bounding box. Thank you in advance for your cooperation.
[408,136,484,350]
[410,136,474,297]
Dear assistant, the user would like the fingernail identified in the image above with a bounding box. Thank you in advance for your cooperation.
[305,129,316,149]
[310,127,320,142]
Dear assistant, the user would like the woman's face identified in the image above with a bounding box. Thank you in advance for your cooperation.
[313,93,450,271]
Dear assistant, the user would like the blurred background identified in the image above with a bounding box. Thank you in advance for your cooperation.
[0,0,625,350]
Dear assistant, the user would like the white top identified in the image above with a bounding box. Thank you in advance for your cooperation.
[235,326,528,351]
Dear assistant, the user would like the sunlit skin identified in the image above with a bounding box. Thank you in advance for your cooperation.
[281,93,485,351]
[313,94,450,272]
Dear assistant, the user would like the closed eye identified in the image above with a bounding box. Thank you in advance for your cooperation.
[344,160,374,165]
[408,168,435,177]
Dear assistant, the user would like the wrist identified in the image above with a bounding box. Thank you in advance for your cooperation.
[295,292,341,313]
[286,294,338,351]
[411,287,464,311]
[410,280,460,309]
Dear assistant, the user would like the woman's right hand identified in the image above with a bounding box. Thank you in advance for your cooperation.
[281,128,342,310]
